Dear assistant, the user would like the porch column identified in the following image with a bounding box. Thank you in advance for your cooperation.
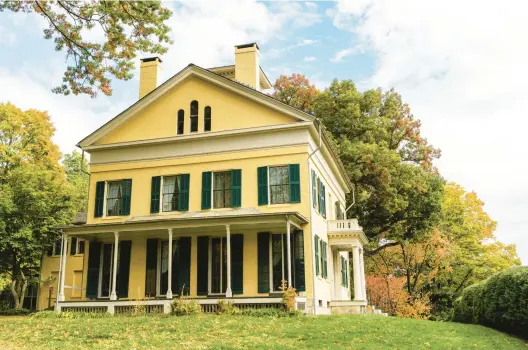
[110,231,119,300]
[225,224,232,297]
[286,216,292,287]
[58,233,68,302]
[359,247,367,300]
[332,248,339,299]
[352,245,363,301]
[166,228,173,299]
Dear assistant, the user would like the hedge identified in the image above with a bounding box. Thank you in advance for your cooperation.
[453,266,528,337]
[0,308,32,316]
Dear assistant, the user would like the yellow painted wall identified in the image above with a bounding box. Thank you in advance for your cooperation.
[96,76,296,145]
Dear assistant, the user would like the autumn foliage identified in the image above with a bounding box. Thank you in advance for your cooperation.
[271,73,319,113]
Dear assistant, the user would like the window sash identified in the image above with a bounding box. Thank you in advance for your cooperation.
[213,171,232,208]
[106,181,123,216]
[52,238,62,256]
[162,176,181,212]
[269,166,290,204]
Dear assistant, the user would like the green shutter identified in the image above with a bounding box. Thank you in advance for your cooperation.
[314,235,320,276]
[231,234,244,294]
[289,164,301,203]
[178,174,190,211]
[197,236,209,296]
[70,237,77,255]
[117,240,132,298]
[257,166,268,205]
[321,183,326,218]
[320,240,324,278]
[317,178,322,215]
[231,169,242,207]
[322,241,328,278]
[257,232,270,293]
[86,241,101,298]
[293,230,305,292]
[94,181,105,218]
[312,170,317,210]
[150,176,161,213]
[120,179,132,216]
[145,239,158,297]
[178,237,191,295]
[201,172,212,210]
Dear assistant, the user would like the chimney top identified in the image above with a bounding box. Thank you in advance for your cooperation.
[235,43,259,50]
[140,56,163,63]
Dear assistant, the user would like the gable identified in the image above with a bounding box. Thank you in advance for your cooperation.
[95,74,302,146]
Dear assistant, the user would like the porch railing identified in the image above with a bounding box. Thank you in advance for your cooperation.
[327,219,361,233]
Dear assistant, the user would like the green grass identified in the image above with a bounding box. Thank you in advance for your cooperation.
[0,314,525,349]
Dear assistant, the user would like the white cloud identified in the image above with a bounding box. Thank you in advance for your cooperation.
[331,0,528,263]
[0,25,16,46]
[330,46,363,62]
[305,2,317,9]
[304,56,316,62]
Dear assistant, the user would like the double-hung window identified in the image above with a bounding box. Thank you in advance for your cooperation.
[162,175,181,212]
[269,166,290,204]
[213,171,232,208]
[190,100,198,132]
[101,180,132,217]
[52,238,62,256]
[70,237,85,255]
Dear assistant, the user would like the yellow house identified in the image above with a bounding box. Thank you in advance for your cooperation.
[38,43,368,315]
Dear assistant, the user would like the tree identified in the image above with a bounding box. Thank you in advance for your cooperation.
[0,103,76,308]
[0,1,173,97]
[63,150,89,213]
[312,80,444,251]
[271,73,319,113]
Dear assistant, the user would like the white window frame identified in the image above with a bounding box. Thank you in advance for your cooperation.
[208,235,227,295]
[269,233,288,292]
[97,243,115,299]
[159,175,183,213]
[268,165,291,205]
[211,171,232,209]
[102,179,127,218]
[52,238,62,256]
[71,238,86,255]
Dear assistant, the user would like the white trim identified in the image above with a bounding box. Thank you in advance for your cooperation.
[110,232,119,300]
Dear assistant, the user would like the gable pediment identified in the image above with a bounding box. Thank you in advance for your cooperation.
[80,65,313,147]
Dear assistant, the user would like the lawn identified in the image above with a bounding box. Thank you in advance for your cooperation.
[0,314,525,349]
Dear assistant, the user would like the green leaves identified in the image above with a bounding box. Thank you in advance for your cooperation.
[0,1,173,97]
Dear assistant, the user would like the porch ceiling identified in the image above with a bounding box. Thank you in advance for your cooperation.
[59,209,308,240]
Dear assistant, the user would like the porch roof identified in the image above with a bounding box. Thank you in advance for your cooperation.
[58,208,308,239]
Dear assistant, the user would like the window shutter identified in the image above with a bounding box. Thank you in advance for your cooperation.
[150,176,161,213]
[117,240,132,298]
[293,230,305,292]
[321,182,326,218]
[94,181,105,218]
[312,170,317,210]
[201,172,212,210]
[70,237,77,255]
[257,232,270,293]
[197,236,209,296]
[231,234,244,294]
[320,240,325,278]
[86,241,101,298]
[257,166,268,205]
[314,235,320,276]
[289,164,301,203]
[231,169,242,208]
[178,174,190,211]
[145,239,158,297]
[178,237,191,295]
[120,179,132,216]
[323,242,328,278]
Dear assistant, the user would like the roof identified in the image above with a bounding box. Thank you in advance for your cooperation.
[207,64,272,90]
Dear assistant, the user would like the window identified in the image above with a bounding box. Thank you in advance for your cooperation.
[52,238,62,256]
[162,176,181,212]
[204,106,211,132]
[269,166,290,204]
[70,237,85,255]
[177,109,184,135]
[341,256,348,287]
[317,178,326,218]
[158,239,178,296]
[211,237,228,294]
[213,171,232,208]
[106,180,132,217]
[190,100,198,132]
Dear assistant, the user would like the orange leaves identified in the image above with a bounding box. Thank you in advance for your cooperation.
[271,73,319,113]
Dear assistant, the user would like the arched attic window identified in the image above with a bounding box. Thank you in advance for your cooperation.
[204,106,211,132]
[177,109,184,135]
[190,100,198,132]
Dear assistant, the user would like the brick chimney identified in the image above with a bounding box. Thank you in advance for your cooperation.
[234,43,260,90]
[139,57,163,99]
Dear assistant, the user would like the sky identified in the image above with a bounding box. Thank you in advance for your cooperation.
[0,0,527,263]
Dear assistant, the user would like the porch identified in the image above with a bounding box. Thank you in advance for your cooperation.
[53,210,309,313]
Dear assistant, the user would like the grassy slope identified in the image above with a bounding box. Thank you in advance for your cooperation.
[0,314,525,349]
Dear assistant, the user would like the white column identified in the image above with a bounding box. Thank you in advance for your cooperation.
[110,231,119,300]
[225,224,232,297]
[166,228,173,299]
[332,249,339,300]
[352,245,363,301]
[58,233,68,302]
[359,247,367,300]
[286,216,292,287]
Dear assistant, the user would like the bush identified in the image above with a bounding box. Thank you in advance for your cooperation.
[32,311,111,319]
[453,266,528,337]
[217,300,239,315]
[170,299,202,316]
[238,307,302,318]
[0,308,31,316]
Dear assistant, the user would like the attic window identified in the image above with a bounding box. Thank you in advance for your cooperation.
[190,100,198,132]
[204,106,211,132]
[177,109,184,135]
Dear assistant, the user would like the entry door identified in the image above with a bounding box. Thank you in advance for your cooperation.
[99,244,113,298]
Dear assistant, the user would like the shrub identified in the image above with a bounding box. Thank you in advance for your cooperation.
[32,311,111,319]
[238,307,302,318]
[170,299,202,316]
[0,308,31,316]
[453,266,528,337]
[217,300,239,315]
[282,286,297,312]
